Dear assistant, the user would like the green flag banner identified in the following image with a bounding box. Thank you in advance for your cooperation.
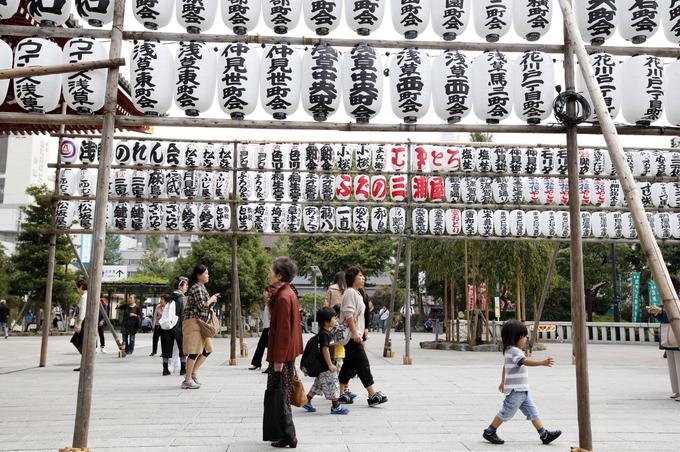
[631,272,641,323]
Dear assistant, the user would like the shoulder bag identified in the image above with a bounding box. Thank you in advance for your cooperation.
[197,308,220,338]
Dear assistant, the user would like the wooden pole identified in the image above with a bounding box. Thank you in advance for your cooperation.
[230,234,238,366]
[403,239,413,365]
[559,1,593,448]
[464,240,470,343]
[72,0,125,448]
[515,259,521,321]
[521,278,526,323]
[0,58,125,80]
[530,243,561,346]
[444,275,449,342]
[383,239,403,357]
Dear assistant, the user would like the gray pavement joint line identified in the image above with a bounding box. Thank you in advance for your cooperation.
[0,366,39,375]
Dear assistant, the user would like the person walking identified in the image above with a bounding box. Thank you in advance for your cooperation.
[378,306,390,334]
[338,266,388,407]
[0,300,9,339]
[120,294,142,355]
[648,273,680,401]
[263,257,303,449]
[161,276,188,376]
[97,299,109,353]
[72,279,88,371]
[24,310,33,332]
[150,296,166,356]
[182,265,220,389]
[250,300,270,371]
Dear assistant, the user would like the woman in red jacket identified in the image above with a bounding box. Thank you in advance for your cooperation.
[263,256,303,449]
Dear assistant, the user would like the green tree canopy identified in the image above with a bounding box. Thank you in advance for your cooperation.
[104,235,123,265]
[0,243,13,299]
[137,236,170,279]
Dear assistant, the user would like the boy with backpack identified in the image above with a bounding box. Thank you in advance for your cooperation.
[300,307,349,415]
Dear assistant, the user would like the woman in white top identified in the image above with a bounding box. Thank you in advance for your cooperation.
[338,266,388,407]
[72,279,88,371]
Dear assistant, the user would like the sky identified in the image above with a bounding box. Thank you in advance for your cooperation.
[86,0,680,150]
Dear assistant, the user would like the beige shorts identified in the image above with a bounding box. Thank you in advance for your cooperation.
[182,318,214,355]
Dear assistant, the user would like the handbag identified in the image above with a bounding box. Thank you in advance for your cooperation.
[70,330,83,353]
[291,374,307,407]
[197,308,220,338]
[262,372,296,442]
[160,301,178,330]
[332,323,351,346]
[661,323,679,349]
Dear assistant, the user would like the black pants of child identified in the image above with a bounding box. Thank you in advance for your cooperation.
[338,340,374,388]
[251,327,269,368]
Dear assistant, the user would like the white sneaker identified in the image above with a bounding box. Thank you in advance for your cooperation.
[181,379,200,389]
[95,347,99,354]
[100,347,108,354]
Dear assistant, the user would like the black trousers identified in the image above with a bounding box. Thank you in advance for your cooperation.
[251,328,269,368]
[97,323,105,347]
[338,340,375,388]
[152,326,162,354]
[161,327,185,359]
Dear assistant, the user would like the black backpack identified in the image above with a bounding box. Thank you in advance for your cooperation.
[300,334,323,377]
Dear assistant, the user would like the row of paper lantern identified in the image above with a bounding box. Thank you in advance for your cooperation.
[62,138,680,178]
[58,164,680,208]
[55,200,680,240]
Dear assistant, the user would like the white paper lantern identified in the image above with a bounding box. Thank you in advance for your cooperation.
[590,211,607,238]
[460,147,475,172]
[129,202,146,231]
[302,43,342,122]
[539,211,556,237]
[575,0,617,45]
[445,208,461,235]
[650,151,669,176]
[214,172,231,200]
[477,209,493,237]
[388,145,407,172]
[524,177,541,204]
[666,61,680,126]
[509,209,525,236]
[335,174,353,201]
[444,175,461,202]
[554,178,569,205]
[621,212,637,239]
[477,177,493,204]
[427,146,446,172]
[147,141,165,166]
[320,174,335,201]
[513,51,554,124]
[165,203,181,231]
[555,148,568,175]
[578,149,592,175]
[62,37,107,114]
[26,0,71,25]
[578,52,621,122]
[130,141,149,165]
[199,171,215,199]
[602,179,621,207]
[388,174,407,202]
[77,200,94,230]
[590,179,606,206]
[371,207,388,234]
[112,201,130,231]
[651,182,669,208]
[671,213,680,239]
[525,210,541,237]
[235,171,251,200]
[284,204,301,232]
[134,0,174,30]
[261,44,301,120]
[371,145,386,172]
[183,170,199,198]
[288,172,302,201]
[181,203,198,231]
[432,51,471,124]
[78,169,97,197]
[58,138,77,164]
[475,147,492,173]
[555,211,570,238]
[354,145,372,171]
[304,0,342,35]
[335,206,352,233]
[342,43,383,123]
[58,169,77,196]
[474,0,512,42]
[222,0,261,34]
[389,207,406,234]
[591,149,606,175]
[472,51,513,123]
[148,170,165,197]
[460,176,476,204]
[353,174,370,202]
[662,0,680,43]
[303,206,320,232]
[217,42,260,120]
[345,0,385,35]
[509,176,525,204]
[14,38,62,113]
[514,0,552,41]
[431,0,470,40]
[166,170,182,198]
[619,0,660,44]
[353,206,370,233]
[263,0,302,34]
[427,176,445,203]
[131,41,174,116]
[146,202,163,231]
[621,55,664,125]
[668,182,680,208]
[301,173,318,201]
[392,0,430,39]
[671,152,680,176]
[639,181,653,206]
[177,0,217,33]
[175,42,216,116]
[411,207,427,235]
[113,141,132,165]
[319,205,335,232]
[491,177,510,204]
[55,200,76,230]
[429,208,446,236]
[113,169,131,197]
[493,210,510,237]
[215,204,231,231]
[271,172,287,201]
[461,209,477,236]
[579,211,591,238]
[0,0,19,20]
[0,40,11,107]
[604,211,622,239]
[538,177,557,205]
[196,204,214,231]
[166,142,184,166]
[75,0,114,27]
[130,170,148,198]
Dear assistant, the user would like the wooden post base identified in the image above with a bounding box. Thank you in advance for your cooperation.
[60,448,91,452]
[382,348,395,358]
[570,448,592,452]
[403,356,413,365]
[229,358,238,366]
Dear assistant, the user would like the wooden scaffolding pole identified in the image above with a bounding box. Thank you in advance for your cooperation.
[72,0,126,448]
[444,275,449,342]
[383,238,402,358]
[403,239,413,365]
[0,58,125,80]
[559,0,680,353]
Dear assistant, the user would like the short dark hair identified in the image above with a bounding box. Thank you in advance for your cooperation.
[159,295,167,302]
[77,279,88,290]
[501,320,528,352]
[345,266,364,288]
[189,264,208,286]
[332,304,341,317]
[272,256,297,283]
[316,307,336,326]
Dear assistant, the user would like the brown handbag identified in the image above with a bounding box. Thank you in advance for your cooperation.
[291,374,307,407]
[197,309,220,338]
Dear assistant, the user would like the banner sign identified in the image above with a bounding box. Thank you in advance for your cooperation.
[631,272,640,323]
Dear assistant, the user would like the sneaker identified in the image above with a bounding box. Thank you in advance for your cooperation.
[483,430,504,445]
[367,392,388,406]
[100,348,108,354]
[181,379,200,389]
[671,393,680,399]
[344,390,358,400]
[338,394,353,404]
[302,403,316,413]
[330,405,349,415]
[540,430,562,445]
[192,374,201,386]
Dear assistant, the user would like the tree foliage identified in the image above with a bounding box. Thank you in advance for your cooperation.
[104,235,123,265]
[136,236,170,278]
[0,243,13,299]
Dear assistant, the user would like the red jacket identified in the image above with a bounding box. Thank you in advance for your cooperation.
[266,283,303,363]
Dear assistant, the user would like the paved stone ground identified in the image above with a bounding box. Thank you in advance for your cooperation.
[0,332,678,452]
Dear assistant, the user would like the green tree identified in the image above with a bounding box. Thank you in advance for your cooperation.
[173,235,271,313]
[104,235,123,265]
[0,243,13,298]
[470,132,494,142]
[137,236,170,278]
[288,237,394,287]
[10,185,78,311]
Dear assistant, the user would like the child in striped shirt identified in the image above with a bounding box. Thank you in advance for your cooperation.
[483,320,562,446]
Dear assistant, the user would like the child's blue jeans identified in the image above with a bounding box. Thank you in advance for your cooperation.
[497,390,539,421]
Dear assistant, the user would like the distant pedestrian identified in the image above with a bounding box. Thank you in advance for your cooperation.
[161,276,188,377]
[250,300,270,371]
[24,310,33,332]
[647,273,680,401]
[338,266,388,407]
[150,296,166,356]
[378,306,390,333]
[302,307,349,415]
[120,294,142,355]
[263,256,303,449]
[482,320,561,445]
[97,299,109,354]
[72,279,88,371]
[182,265,220,389]
[0,299,10,339]
[325,272,347,371]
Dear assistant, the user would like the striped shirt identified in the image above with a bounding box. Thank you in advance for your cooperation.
[503,346,529,395]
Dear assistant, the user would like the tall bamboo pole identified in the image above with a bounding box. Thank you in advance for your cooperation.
[230,234,238,366]
[530,243,561,346]
[559,1,593,448]
[383,239,402,357]
[403,239,413,365]
[0,58,125,80]
[72,0,125,448]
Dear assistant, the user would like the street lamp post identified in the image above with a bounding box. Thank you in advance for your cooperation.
[310,266,322,334]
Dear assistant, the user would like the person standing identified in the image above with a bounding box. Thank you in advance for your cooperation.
[648,273,680,401]
[263,257,303,449]
[325,272,347,368]
[378,306,390,334]
[0,300,9,339]
[24,310,33,332]
[97,299,108,354]
[161,276,188,377]
[182,265,220,389]
[120,294,142,355]
[150,296,166,356]
[250,300,270,371]
[72,279,88,371]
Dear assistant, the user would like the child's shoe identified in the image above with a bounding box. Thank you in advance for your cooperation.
[482,430,504,445]
[338,394,353,404]
[344,389,357,400]
[540,430,561,445]
[330,405,349,415]
[302,403,316,413]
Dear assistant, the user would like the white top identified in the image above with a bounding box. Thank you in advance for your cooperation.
[503,346,530,395]
[341,288,365,335]
[263,304,270,329]
[78,291,87,322]
[379,307,390,321]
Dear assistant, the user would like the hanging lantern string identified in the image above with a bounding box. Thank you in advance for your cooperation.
[553,88,591,126]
